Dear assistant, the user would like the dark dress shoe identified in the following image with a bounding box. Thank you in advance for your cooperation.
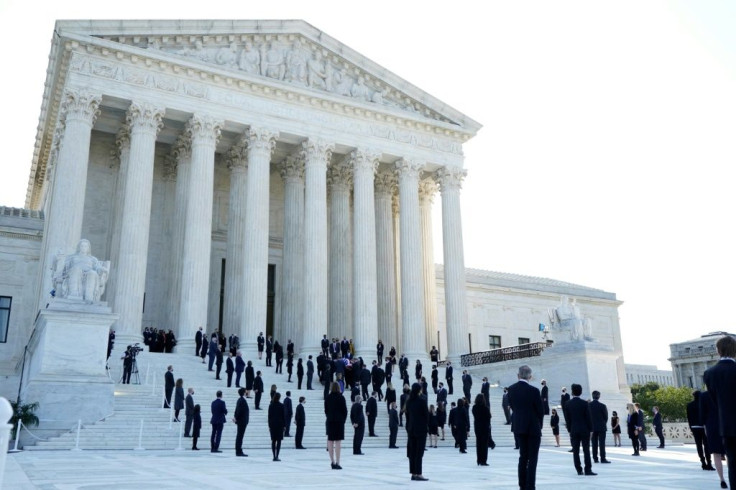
[593,459,599,463]
[657,445,665,448]
[273,457,280,462]
[412,476,428,481]
[721,481,727,489]
[577,470,584,476]
[478,463,489,466]
[585,471,598,476]
[192,447,199,450]
[601,460,611,464]
[236,453,248,457]
[354,452,365,455]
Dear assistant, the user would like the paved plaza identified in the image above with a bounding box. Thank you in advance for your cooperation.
[4,443,723,489]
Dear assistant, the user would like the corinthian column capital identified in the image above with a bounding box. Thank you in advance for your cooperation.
[327,158,352,190]
[435,166,467,192]
[226,136,249,171]
[279,153,305,182]
[173,133,192,161]
[395,158,425,179]
[187,114,223,145]
[302,138,334,168]
[61,89,102,125]
[127,101,165,135]
[350,148,381,174]
[419,176,438,203]
[246,126,279,153]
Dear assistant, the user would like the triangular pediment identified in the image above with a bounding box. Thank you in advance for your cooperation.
[55,20,481,133]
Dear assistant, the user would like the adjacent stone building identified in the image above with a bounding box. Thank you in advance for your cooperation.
[625,363,675,387]
[668,332,733,389]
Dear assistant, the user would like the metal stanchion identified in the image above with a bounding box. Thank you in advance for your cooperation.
[8,421,22,453]
[168,399,174,430]
[71,419,82,451]
[175,416,184,451]
[134,420,145,451]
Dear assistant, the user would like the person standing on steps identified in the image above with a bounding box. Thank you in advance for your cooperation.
[306,355,315,390]
[163,365,174,408]
[566,383,596,476]
[283,391,294,437]
[245,360,255,397]
[366,391,379,437]
[191,404,202,450]
[507,365,543,490]
[257,332,265,360]
[210,390,227,453]
[235,350,245,388]
[184,387,195,437]
[388,401,399,449]
[214,346,223,380]
[268,392,285,461]
[589,390,610,464]
[233,387,249,457]
[297,358,304,389]
[325,381,348,470]
[351,395,366,455]
[254,371,264,410]
[445,361,454,395]
[225,352,235,388]
[295,396,307,449]
[405,382,429,481]
[265,336,273,366]
[195,326,203,356]
[653,406,665,448]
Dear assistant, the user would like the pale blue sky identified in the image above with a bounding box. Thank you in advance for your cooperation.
[1,1,734,369]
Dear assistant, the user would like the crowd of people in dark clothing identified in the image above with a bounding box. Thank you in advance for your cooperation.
[142,327,177,353]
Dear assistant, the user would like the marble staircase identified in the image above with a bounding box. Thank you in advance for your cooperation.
[25,349,558,451]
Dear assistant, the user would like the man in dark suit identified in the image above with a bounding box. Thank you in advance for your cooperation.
[295,396,306,449]
[351,396,366,455]
[286,339,295,358]
[703,335,736,490]
[208,335,218,371]
[195,327,203,356]
[233,387,249,456]
[589,390,610,463]
[462,370,472,401]
[234,350,245,388]
[481,377,490,409]
[502,387,512,424]
[225,352,235,387]
[445,361,454,395]
[163,365,174,408]
[321,334,329,357]
[257,332,265,360]
[360,366,372,400]
[653,406,665,448]
[214,346,223,380]
[566,383,596,476]
[388,401,399,448]
[210,390,227,453]
[253,371,264,410]
[687,390,714,470]
[366,391,379,437]
[635,403,647,451]
[283,391,293,437]
[306,355,315,390]
[184,387,195,437]
[265,336,273,366]
[540,380,549,416]
[431,366,439,394]
[437,382,448,406]
[507,365,543,490]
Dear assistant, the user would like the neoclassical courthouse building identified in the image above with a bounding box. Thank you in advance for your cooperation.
[0,21,628,423]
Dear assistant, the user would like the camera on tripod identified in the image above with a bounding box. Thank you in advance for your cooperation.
[127,343,144,357]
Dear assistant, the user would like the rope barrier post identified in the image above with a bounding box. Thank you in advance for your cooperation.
[168,399,174,430]
[8,420,22,453]
[71,419,82,451]
[134,419,145,451]
[175,415,183,451]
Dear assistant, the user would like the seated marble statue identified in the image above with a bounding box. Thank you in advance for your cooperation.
[54,239,110,303]
[551,295,585,342]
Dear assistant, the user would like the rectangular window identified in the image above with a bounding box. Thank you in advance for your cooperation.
[488,335,501,350]
[0,296,11,343]
[518,337,530,345]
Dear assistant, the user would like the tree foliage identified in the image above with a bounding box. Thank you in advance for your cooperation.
[631,383,690,422]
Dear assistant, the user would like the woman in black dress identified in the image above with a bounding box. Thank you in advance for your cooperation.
[626,403,640,456]
[245,360,255,397]
[454,398,470,453]
[437,401,447,441]
[324,381,348,470]
[385,382,397,415]
[268,392,285,461]
[702,392,728,488]
[173,378,184,422]
[611,410,621,447]
[472,394,491,466]
[405,383,429,481]
[550,408,560,447]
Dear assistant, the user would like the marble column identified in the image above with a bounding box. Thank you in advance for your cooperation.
[223,137,248,339]
[40,90,101,308]
[166,136,191,342]
[240,127,278,351]
[177,115,222,352]
[113,102,165,348]
[395,158,427,361]
[419,177,439,358]
[105,127,131,309]
[392,193,402,352]
[436,166,469,364]
[374,172,398,351]
[279,153,305,349]
[351,148,380,360]
[301,139,334,357]
[327,158,352,341]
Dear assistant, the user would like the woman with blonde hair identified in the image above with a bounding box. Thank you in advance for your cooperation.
[626,403,640,456]
[324,381,348,469]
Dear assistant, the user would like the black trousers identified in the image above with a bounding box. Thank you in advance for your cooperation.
[235,371,242,387]
[184,414,193,436]
[227,371,233,387]
[655,426,665,446]
[571,431,592,472]
[215,363,222,379]
[389,426,398,447]
[255,391,262,409]
[725,436,736,490]
[307,373,313,389]
[591,430,606,460]
[517,433,540,490]
[475,429,489,464]
[235,423,246,455]
[284,416,292,436]
[353,425,364,454]
[368,416,376,436]
[266,352,272,366]
[295,423,304,448]
[407,434,426,475]
[297,374,303,389]
[210,423,223,451]
[630,434,640,454]
[446,379,453,394]
[691,427,711,465]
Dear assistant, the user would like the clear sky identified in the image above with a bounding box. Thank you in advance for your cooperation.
[1,0,734,370]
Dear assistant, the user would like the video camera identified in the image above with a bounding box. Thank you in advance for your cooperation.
[127,343,144,357]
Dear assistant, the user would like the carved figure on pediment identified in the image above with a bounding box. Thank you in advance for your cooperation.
[147,39,161,50]
[261,42,285,80]
[215,43,238,67]
[324,63,337,92]
[285,41,308,86]
[52,239,110,304]
[307,51,327,90]
[335,69,354,97]
[178,40,210,63]
[238,41,261,74]
[351,76,371,102]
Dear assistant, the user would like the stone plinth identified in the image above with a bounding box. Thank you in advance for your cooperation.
[20,300,117,440]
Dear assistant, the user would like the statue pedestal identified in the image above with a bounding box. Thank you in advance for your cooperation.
[20,300,117,441]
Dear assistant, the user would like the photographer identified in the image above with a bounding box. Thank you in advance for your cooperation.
[121,345,134,384]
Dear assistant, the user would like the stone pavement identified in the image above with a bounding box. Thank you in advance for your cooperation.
[4,443,724,489]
